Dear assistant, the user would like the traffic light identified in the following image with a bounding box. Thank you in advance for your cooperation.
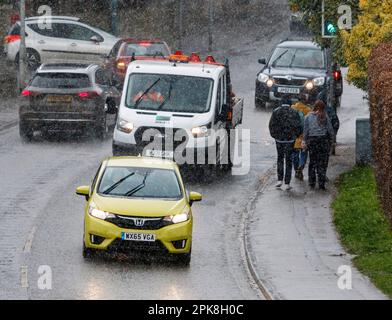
[321,0,338,38]
[324,20,337,37]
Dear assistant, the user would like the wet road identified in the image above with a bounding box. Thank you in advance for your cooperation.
[0,4,290,300]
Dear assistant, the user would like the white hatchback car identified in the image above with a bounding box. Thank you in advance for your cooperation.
[4,16,120,70]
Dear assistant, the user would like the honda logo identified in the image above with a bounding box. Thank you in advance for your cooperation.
[134,218,145,227]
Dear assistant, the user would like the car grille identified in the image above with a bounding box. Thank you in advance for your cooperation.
[108,238,168,253]
[106,215,171,230]
[273,77,307,86]
[134,126,188,151]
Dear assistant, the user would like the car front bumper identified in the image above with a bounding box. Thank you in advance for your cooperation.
[84,214,193,254]
[255,80,326,104]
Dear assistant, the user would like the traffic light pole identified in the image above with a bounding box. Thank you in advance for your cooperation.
[18,0,26,91]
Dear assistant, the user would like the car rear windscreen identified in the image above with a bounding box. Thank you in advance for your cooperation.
[30,73,91,89]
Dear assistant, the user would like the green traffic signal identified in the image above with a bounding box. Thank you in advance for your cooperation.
[325,21,337,35]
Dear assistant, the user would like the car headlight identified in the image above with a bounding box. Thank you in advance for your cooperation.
[313,77,325,86]
[192,125,210,138]
[266,78,274,88]
[88,203,115,220]
[117,118,134,134]
[257,73,269,83]
[163,209,190,224]
[305,81,314,91]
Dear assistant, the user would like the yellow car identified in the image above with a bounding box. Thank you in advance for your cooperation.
[76,156,202,265]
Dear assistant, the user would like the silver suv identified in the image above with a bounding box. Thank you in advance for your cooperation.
[4,16,120,70]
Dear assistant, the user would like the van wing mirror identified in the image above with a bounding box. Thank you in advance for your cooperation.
[217,104,230,122]
[258,58,267,65]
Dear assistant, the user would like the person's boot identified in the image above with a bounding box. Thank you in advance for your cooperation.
[298,169,304,181]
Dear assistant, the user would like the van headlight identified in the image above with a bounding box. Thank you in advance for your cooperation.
[163,209,190,224]
[88,203,115,220]
[192,125,210,138]
[313,77,325,86]
[117,118,134,134]
[257,73,269,83]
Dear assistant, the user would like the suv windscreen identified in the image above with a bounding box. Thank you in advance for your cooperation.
[269,47,325,69]
[122,43,170,57]
[30,73,91,89]
[98,166,182,199]
[125,74,213,113]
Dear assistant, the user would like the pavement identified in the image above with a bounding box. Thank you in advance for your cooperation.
[246,71,388,300]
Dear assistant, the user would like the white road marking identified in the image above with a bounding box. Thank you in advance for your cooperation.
[20,266,28,288]
[23,226,37,253]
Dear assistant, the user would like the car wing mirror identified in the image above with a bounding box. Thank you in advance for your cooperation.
[90,35,102,43]
[76,186,90,201]
[258,58,267,65]
[189,191,202,206]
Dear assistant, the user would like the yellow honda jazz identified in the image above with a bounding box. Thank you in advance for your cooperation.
[76,156,202,265]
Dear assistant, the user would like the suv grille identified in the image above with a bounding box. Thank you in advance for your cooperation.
[273,77,307,86]
[106,215,171,230]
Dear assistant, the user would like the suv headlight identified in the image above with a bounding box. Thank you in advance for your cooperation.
[257,73,270,83]
[117,118,134,134]
[163,209,190,224]
[313,77,325,86]
[192,125,210,138]
[88,203,115,220]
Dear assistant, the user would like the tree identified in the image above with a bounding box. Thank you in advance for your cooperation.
[342,0,392,91]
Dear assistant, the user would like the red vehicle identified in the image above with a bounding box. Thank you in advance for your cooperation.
[104,39,171,88]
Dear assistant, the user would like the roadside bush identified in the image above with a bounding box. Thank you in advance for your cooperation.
[368,43,392,225]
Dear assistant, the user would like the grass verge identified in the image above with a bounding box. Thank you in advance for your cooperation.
[333,166,392,298]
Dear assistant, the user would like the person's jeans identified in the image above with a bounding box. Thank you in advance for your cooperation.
[276,142,295,184]
[292,149,308,171]
[308,136,330,188]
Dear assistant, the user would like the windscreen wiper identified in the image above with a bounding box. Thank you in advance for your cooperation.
[133,78,161,109]
[125,172,149,197]
[271,49,289,67]
[102,172,135,195]
[157,82,172,111]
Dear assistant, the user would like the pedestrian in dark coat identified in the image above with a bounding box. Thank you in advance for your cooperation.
[303,100,335,190]
[269,97,303,190]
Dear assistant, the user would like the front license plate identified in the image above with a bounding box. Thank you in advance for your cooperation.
[277,87,300,94]
[145,149,174,159]
[47,95,73,103]
[121,232,156,242]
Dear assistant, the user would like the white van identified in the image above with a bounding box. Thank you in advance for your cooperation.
[112,52,243,172]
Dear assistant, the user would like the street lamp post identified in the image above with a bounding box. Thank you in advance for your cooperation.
[111,0,119,36]
[208,0,213,52]
[178,0,184,49]
[18,0,26,91]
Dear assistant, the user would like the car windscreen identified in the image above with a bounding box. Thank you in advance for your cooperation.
[269,47,325,69]
[98,166,182,199]
[123,43,170,57]
[125,73,213,113]
[30,73,91,89]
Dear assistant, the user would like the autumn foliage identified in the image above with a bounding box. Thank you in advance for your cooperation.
[368,43,392,225]
[342,0,392,91]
